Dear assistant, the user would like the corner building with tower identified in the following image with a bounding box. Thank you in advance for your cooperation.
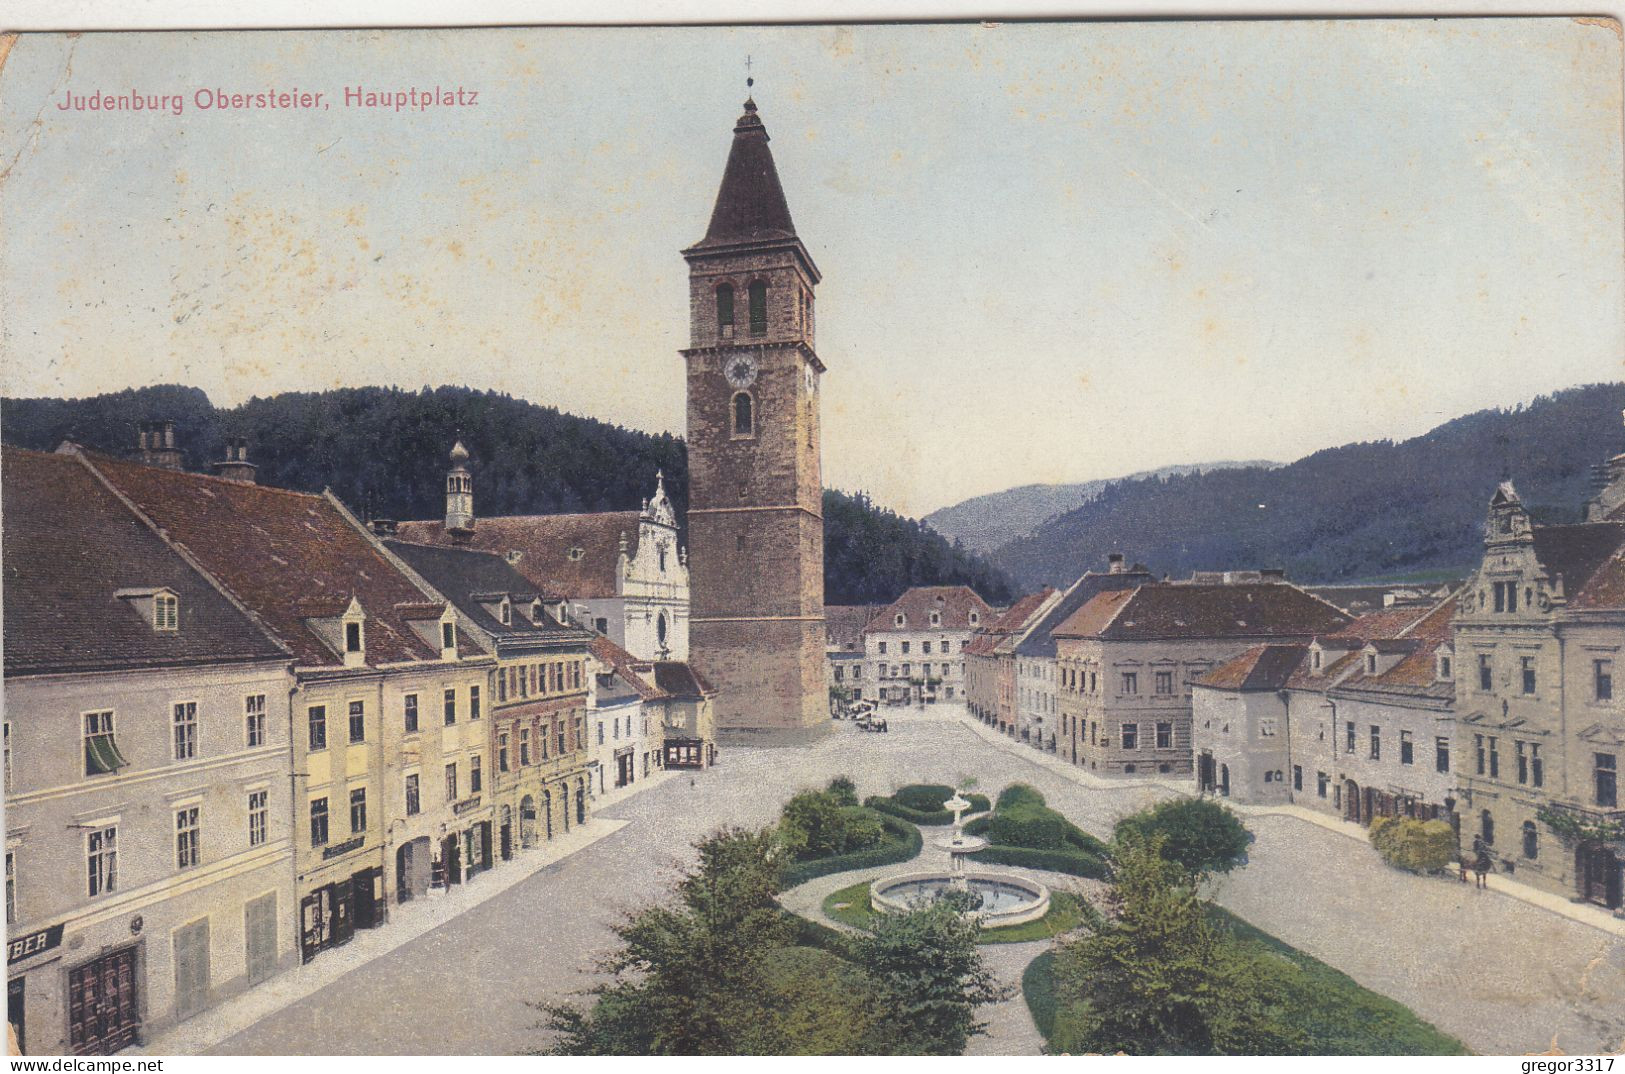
[682,97,828,736]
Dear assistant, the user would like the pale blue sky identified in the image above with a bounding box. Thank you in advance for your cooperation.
[1,21,1619,515]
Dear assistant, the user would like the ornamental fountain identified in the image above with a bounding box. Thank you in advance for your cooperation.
[870,791,1051,926]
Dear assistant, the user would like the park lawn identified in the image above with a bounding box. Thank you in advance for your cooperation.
[819,882,1085,945]
[1024,909,1470,1056]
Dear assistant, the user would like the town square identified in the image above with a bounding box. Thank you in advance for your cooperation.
[2,18,1623,1059]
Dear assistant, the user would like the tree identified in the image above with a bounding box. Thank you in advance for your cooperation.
[778,787,882,860]
[853,901,1009,1055]
[1114,798,1251,881]
[540,825,796,1055]
[1051,834,1306,1055]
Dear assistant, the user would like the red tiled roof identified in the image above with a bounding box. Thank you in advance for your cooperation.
[396,511,646,601]
[1054,582,1350,641]
[1197,644,1308,691]
[86,453,455,668]
[865,586,994,634]
[653,660,714,699]
[589,635,668,701]
[3,448,288,676]
[1550,523,1625,610]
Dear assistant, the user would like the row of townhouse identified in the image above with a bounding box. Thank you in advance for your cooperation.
[964,589,1057,735]
[1191,475,1625,913]
[4,436,714,1055]
[860,587,994,705]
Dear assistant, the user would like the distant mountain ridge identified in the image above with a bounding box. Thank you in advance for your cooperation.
[923,461,1278,553]
[989,383,1625,590]
[0,384,1015,606]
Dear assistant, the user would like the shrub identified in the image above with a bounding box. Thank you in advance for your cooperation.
[894,784,956,812]
[997,783,1047,810]
[988,803,1072,850]
[1368,817,1455,874]
[781,813,923,888]
[963,814,991,837]
[974,844,1108,879]
[826,776,859,808]
[779,788,886,861]
[1114,798,1251,879]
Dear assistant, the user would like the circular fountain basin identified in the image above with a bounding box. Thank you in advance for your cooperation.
[934,833,989,854]
[870,870,1051,927]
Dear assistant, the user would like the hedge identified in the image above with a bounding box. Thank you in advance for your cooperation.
[864,793,991,827]
[974,844,1109,879]
[988,803,1075,850]
[780,813,923,888]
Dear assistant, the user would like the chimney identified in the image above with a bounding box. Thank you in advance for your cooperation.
[370,519,398,537]
[136,419,184,470]
[1107,552,1126,574]
[210,436,258,483]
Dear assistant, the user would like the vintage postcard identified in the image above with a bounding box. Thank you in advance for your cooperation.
[1,18,1622,1061]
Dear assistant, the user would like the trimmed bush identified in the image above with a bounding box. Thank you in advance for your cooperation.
[781,813,923,888]
[864,792,991,827]
[975,844,1108,879]
[988,803,1073,850]
[963,814,991,837]
[997,783,1047,810]
[894,783,955,812]
[1369,817,1455,874]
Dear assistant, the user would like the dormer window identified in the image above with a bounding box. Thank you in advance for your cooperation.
[1365,652,1377,674]
[1437,653,1453,680]
[895,613,905,628]
[345,621,363,654]
[969,612,980,626]
[930,611,941,627]
[1311,648,1323,671]
[567,547,585,562]
[506,550,523,565]
[116,587,180,632]
[441,621,455,650]
[500,602,512,626]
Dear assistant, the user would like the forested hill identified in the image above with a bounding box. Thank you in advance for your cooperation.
[992,383,1625,590]
[0,384,1014,605]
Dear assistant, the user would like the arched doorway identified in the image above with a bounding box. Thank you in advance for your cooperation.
[397,836,431,902]
[576,779,586,824]
[500,805,513,862]
[519,795,536,848]
[1345,780,1362,823]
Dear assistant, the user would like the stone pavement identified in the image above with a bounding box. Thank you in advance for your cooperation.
[955,707,1625,941]
[193,706,1625,1056]
[134,814,628,1056]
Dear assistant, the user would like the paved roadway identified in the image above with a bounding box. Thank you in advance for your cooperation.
[213,706,1625,1056]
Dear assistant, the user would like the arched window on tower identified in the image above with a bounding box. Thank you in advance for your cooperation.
[732,392,754,437]
[716,283,735,340]
[748,280,768,336]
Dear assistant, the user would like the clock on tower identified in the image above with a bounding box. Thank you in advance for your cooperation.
[680,96,828,737]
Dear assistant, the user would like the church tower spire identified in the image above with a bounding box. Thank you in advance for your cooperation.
[445,440,474,537]
[681,97,828,738]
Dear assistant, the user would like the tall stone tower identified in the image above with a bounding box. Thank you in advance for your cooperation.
[682,97,828,736]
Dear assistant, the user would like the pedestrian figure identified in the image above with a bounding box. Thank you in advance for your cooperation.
[1472,836,1492,889]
